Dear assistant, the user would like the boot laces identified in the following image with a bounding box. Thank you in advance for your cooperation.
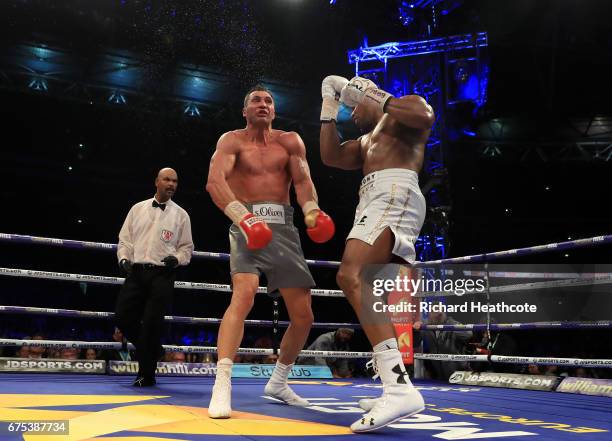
[365,357,380,381]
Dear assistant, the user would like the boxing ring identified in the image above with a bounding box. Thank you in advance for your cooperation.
[1,374,611,440]
[1,232,612,440]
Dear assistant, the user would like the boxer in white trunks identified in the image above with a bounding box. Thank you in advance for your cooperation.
[319,75,435,432]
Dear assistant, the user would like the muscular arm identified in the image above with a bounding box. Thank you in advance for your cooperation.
[384,95,435,130]
[285,132,318,207]
[320,121,363,170]
[205,132,239,211]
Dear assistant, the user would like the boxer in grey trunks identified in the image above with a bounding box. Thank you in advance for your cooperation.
[205,85,335,418]
[229,202,314,293]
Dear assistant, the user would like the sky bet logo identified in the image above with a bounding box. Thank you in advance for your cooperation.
[250,365,312,378]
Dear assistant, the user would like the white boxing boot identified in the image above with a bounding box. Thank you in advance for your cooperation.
[350,349,424,432]
[358,357,382,411]
[358,397,379,412]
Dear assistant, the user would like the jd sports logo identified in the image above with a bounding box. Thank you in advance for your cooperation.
[356,215,367,225]
[392,364,409,384]
[449,372,465,383]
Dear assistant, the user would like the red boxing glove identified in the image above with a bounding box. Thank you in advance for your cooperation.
[306,210,335,243]
[239,213,273,250]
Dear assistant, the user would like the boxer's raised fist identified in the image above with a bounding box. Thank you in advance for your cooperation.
[321,75,349,122]
[341,76,393,112]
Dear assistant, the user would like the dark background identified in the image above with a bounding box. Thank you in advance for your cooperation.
[0,0,610,366]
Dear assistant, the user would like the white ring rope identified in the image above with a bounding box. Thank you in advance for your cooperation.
[0,339,371,359]
[413,275,612,297]
[0,305,360,329]
[2,305,610,331]
[4,267,612,301]
[2,339,611,367]
[0,267,344,298]
[3,234,610,372]
[3,232,612,265]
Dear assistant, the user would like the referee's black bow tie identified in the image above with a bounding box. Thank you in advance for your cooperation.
[152,201,166,211]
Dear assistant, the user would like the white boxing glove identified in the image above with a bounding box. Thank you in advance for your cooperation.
[320,75,348,122]
[340,76,393,112]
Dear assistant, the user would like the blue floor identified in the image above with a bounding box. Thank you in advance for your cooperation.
[0,374,610,440]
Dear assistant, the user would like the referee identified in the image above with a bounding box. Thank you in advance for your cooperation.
[115,167,194,386]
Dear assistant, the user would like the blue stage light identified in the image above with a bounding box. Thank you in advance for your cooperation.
[183,102,201,117]
[28,78,48,91]
[108,91,127,105]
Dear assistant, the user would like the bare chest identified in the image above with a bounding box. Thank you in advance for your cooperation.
[235,143,290,175]
[361,122,389,158]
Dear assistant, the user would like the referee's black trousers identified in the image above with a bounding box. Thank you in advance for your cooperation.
[115,265,175,378]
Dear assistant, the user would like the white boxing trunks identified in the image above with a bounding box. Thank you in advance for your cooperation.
[347,168,426,263]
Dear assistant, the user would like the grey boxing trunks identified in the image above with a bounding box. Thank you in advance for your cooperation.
[229,202,315,293]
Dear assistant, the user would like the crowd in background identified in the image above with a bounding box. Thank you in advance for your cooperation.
[0,314,608,380]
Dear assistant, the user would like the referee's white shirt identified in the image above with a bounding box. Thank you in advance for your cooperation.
[117,197,194,266]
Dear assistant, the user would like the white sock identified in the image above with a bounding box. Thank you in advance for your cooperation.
[269,361,291,384]
[373,338,398,353]
[217,357,233,369]
[264,362,309,406]
[209,358,233,418]
[215,358,233,382]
